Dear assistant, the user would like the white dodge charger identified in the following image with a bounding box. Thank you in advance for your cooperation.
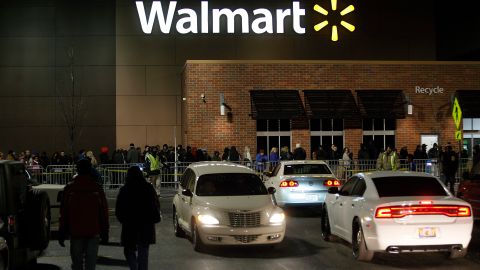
[173,162,286,251]
[322,171,473,261]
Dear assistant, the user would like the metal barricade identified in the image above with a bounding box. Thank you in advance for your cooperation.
[32,158,473,199]
[43,165,76,185]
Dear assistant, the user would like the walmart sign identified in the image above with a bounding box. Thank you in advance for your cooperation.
[136,1,307,34]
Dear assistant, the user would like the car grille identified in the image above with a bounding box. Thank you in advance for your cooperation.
[233,235,259,244]
[228,212,261,228]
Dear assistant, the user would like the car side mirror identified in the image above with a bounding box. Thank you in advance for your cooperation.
[328,187,339,194]
[182,189,193,197]
[263,171,273,177]
[267,187,276,194]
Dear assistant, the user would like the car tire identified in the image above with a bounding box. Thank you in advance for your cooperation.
[0,246,8,270]
[26,189,51,251]
[191,221,205,252]
[449,247,468,259]
[352,221,374,262]
[173,208,185,238]
[321,206,333,241]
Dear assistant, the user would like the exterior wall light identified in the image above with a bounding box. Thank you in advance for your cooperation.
[408,104,413,115]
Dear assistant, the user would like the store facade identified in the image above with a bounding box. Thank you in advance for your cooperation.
[182,61,480,157]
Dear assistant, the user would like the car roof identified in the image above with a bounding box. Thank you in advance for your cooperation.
[188,161,256,176]
[358,170,438,179]
[280,160,329,166]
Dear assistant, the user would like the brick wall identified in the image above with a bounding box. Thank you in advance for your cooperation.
[182,61,480,158]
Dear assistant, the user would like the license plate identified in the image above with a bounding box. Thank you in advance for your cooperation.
[305,194,318,201]
[418,227,437,238]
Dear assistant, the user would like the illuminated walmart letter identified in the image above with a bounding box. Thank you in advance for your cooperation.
[136,1,177,34]
[201,1,209,33]
[252,9,273,34]
[292,1,305,34]
[212,8,249,33]
[276,9,291,34]
[177,8,198,34]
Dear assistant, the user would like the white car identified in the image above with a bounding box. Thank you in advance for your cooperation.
[172,161,286,251]
[322,171,473,261]
[263,160,340,208]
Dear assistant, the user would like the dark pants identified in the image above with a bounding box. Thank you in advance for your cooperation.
[124,244,149,270]
[70,237,100,270]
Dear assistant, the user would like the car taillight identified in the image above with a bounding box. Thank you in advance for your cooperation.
[375,205,472,218]
[323,179,341,187]
[280,180,299,187]
[8,215,16,233]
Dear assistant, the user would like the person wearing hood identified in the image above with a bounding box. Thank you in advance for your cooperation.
[116,166,161,270]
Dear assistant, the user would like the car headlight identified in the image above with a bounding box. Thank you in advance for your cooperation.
[269,213,285,224]
[197,215,219,225]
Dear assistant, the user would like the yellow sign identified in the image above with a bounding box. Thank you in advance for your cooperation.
[452,97,462,130]
[455,130,462,141]
[313,0,356,42]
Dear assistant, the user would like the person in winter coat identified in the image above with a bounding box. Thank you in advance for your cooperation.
[229,146,240,162]
[442,144,458,194]
[116,166,161,270]
[293,143,306,160]
[59,159,109,270]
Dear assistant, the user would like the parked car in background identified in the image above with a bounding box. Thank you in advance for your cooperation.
[0,160,51,269]
[457,172,480,219]
[263,160,340,208]
[173,161,286,251]
[322,171,473,261]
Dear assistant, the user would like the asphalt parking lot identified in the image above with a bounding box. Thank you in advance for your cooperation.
[36,197,480,270]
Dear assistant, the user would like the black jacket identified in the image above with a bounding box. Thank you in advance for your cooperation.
[115,177,161,246]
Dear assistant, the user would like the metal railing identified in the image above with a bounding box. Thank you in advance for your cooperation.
[26,158,473,197]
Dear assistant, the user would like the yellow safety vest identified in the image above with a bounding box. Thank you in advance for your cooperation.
[146,153,160,171]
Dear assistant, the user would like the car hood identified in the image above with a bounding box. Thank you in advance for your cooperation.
[195,195,274,211]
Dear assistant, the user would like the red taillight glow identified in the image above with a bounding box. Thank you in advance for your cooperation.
[8,216,15,226]
[280,180,299,188]
[7,215,16,233]
[323,179,341,187]
[375,205,472,218]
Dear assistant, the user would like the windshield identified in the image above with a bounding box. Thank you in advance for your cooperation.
[373,176,448,197]
[283,164,331,175]
[196,173,268,196]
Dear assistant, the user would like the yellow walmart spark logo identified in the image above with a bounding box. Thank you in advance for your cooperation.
[313,0,355,41]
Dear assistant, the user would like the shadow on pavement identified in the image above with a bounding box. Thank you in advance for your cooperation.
[97,256,129,267]
[284,207,322,217]
[34,264,61,270]
[201,236,325,258]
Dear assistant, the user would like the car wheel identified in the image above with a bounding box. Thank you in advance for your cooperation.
[0,246,8,270]
[173,209,185,238]
[352,221,374,262]
[449,247,468,259]
[321,206,332,241]
[191,221,205,252]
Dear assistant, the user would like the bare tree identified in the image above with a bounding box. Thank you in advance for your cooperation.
[56,47,85,155]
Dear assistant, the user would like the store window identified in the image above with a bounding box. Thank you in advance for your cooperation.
[463,118,480,157]
[362,118,396,152]
[256,119,291,157]
[310,119,344,158]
